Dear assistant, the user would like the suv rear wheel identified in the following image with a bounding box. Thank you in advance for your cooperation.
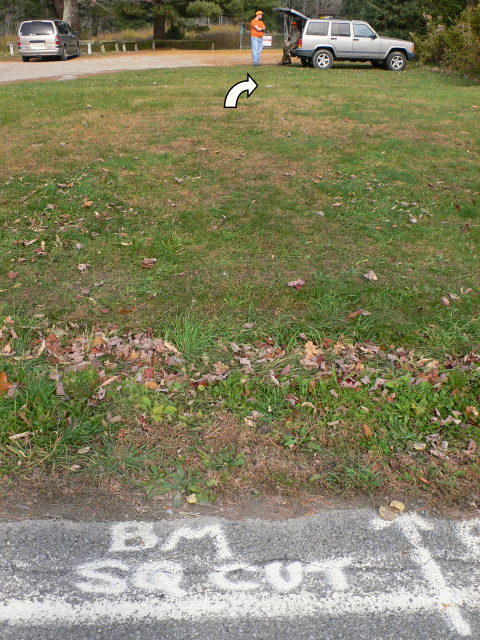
[313,49,333,70]
[386,51,406,71]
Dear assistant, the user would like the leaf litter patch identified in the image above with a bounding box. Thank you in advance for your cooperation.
[0,314,479,507]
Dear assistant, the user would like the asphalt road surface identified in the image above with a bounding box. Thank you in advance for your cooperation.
[0,50,280,84]
[1,509,479,639]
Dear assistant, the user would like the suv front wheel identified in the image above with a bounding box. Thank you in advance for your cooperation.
[386,51,406,71]
[313,49,333,70]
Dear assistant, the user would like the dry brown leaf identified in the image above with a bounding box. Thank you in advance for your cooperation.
[141,258,157,269]
[0,371,13,395]
[287,278,305,289]
[363,270,378,282]
[304,341,319,360]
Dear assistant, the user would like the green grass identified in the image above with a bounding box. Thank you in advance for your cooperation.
[0,62,479,504]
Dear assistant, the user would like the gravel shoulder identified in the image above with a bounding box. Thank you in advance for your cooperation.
[0,49,281,84]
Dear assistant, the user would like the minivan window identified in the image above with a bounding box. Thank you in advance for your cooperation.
[20,21,55,36]
[331,23,351,37]
[306,21,329,36]
[57,23,68,35]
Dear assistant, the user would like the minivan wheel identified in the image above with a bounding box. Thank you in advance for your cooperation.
[75,44,80,57]
[21,56,30,62]
[386,51,406,71]
[61,46,68,61]
[313,49,333,70]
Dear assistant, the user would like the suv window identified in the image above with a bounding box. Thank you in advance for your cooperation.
[353,24,375,37]
[306,21,329,36]
[20,21,55,36]
[331,23,351,37]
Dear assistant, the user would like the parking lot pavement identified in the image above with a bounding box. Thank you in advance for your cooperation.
[1,509,479,639]
[0,50,280,84]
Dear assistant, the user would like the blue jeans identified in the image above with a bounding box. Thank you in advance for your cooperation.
[251,36,263,65]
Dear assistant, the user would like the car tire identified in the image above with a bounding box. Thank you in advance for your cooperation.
[75,43,80,57]
[312,49,333,70]
[61,46,68,61]
[21,56,30,62]
[386,51,406,71]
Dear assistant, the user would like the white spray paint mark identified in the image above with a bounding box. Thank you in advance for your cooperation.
[132,561,186,597]
[1,586,479,626]
[75,560,129,594]
[162,524,232,559]
[456,519,480,559]
[265,562,303,592]
[305,557,352,590]
[372,513,471,636]
[210,563,260,591]
[108,522,158,553]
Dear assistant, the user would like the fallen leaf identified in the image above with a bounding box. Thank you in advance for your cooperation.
[419,476,432,486]
[287,278,305,289]
[347,309,364,320]
[441,297,450,306]
[78,446,91,455]
[7,272,18,280]
[243,322,255,329]
[413,443,426,451]
[0,371,13,395]
[464,440,476,456]
[144,380,158,389]
[100,308,109,314]
[390,500,405,512]
[77,263,91,272]
[56,382,66,396]
[142,258,157,268]
[82,198,93,208]
[280,364,291,376]
[186,494,197,504]
[99,375,120,388]
[9,431,32,441]
[379,506,397,521]
[363,270,378,282]
[363,424,372,438]
[304,341,319,360]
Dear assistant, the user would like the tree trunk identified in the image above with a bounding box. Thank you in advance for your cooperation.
[71,0,80,32]
[52,0,63,19]
[63,0,73,25]
[154,15,166,40]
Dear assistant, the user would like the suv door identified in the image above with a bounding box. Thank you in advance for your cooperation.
[352,23,381,59]
[329,22,352,57]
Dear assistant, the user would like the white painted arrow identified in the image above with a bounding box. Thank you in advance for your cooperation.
[224,74,258,108]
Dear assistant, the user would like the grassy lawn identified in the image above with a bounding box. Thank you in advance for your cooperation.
[0,63,479,507]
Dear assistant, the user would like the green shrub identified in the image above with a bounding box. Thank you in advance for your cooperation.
[415,5,480,75]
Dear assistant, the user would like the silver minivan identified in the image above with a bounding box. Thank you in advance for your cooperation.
[18,20,80,62]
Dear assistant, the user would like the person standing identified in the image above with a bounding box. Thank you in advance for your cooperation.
[251,10,266,66]
[280,20,301,65]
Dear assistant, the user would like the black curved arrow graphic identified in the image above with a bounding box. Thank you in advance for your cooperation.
[224,74,258,108]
